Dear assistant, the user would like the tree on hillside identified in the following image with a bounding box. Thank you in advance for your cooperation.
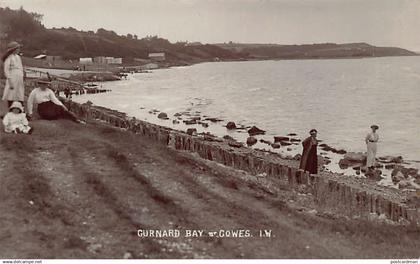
[0,7,44,41]
[0,6,240,64]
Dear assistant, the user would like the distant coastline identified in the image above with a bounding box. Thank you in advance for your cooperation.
[1,7,417,71]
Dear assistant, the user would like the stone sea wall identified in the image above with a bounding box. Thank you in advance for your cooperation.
[65,100,420,226]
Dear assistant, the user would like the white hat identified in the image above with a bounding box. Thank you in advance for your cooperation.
[9,101,24,113]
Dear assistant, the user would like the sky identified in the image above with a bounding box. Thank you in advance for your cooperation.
[1,0,420,51]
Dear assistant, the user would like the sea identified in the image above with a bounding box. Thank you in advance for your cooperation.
[72,56,420,185]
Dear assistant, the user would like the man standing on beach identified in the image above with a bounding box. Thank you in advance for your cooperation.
[299,129,319,174]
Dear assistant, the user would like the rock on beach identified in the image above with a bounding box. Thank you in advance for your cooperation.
[274,136,289,143]
[247,126,265,136]
[339,152,366,169]
[186,128,197,135]
[246,136,257,146]
[226,121,237,130]
[157,112,169,119]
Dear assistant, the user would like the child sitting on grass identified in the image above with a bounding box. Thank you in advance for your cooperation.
[2,101,33,134]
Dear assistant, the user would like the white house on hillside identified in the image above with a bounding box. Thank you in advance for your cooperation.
[79,58,93,64]
[148,52,165,61]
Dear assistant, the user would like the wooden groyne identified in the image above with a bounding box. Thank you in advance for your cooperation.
[64,100,420,226]
[25,69,111,95]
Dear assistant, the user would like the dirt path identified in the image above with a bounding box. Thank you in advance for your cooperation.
[0,119,419,259]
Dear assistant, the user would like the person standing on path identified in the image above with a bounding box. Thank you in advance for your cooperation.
[2,41,25,108]
[299,129,319,174]
[365,125,379,170]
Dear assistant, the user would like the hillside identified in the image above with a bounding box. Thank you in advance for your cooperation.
[216,42,417,59]
[0,7,242,64]
[0,6,417,68]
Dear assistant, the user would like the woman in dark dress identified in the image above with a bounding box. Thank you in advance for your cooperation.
[299,129,319,174]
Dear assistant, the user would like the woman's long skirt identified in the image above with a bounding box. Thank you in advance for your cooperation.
[2,70,25,102]
[300,148,318,174]
[366,142,377,167]
[37,101,78,122]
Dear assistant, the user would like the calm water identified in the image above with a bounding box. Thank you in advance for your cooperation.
[74,56,420,181]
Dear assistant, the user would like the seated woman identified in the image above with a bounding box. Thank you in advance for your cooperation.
[27,80,84,123]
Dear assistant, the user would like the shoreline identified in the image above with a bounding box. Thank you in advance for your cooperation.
[71,81,420,192]
[63,98,420,225]
[1,80,420,257]
[28,58,420,191]
[26,53,420,78]
[12,59,420,198]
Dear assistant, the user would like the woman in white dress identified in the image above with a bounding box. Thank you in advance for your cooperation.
[2,41,25,108]
[365,125,379,169]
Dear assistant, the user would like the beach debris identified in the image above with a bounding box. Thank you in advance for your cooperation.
[279,141,292,146]
[322,157,331,165]
[186,128,197,135]
[202,133,221,142]
[223,135,235,141]
[378,155,403,164]
[260,139,272,145]
[392,165,418,178]
[204,117,223,123]
[157,112,169,119]
[274,136,289,143]
[319,143,346,154]
[201,122,209,128]
[246,136,257,146]
[172,120,180,124]
[338,152,366,169]
[228,141,243,148]
[385,164,396,169]
[398,179,420,190]
[183,119,197,125]
[287,133,297,136]
[375,163,384,169]
[271,143,281,149]
[365,169,382,181]
[148,109,160,115]
[391,170,406,185]
[226,121,237,130]
[248,126,265,136]
[190,116,201,121]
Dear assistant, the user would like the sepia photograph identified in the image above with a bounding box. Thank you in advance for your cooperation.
[0,0,419,262]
